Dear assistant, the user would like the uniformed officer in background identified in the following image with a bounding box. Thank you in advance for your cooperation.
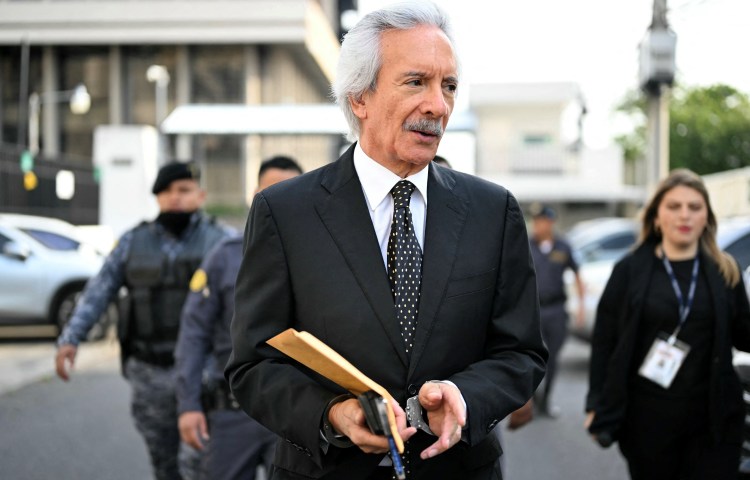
[55,161,231,480]
[528,203,585,418]
[174,156,303,480]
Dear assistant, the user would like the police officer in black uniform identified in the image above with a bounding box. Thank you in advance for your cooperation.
[174,156,303,480]
[528,204,585,418]
[56,161,231,480]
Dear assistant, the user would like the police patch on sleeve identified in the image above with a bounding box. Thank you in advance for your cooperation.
[190,269,208,293]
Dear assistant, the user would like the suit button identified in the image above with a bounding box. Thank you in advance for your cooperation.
[408,384,418,395]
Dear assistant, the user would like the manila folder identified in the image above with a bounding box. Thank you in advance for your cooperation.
[266,328,404,452]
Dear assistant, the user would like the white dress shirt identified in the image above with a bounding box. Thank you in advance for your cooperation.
[352,143,468,435]
[353,142,429,269]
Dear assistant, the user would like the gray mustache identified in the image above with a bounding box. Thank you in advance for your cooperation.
[403,119,444,137]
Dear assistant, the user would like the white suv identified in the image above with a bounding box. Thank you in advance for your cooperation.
[0,214,115,340]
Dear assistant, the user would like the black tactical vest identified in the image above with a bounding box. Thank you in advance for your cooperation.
[122,215,226,366]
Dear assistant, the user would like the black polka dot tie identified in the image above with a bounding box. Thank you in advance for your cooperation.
[387,180,422,355]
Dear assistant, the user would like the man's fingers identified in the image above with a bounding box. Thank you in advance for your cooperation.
[420,423,461,459]
[348,425,391,454]
[330,399,392,454]
[54,354,69,381]
[55,346,77,381]
[440,387,466,426]
[178,412,208,450]
[399,426,418,443]
[418,382,444,410]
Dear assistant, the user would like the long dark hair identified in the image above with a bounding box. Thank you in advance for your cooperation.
[639,168,739,286]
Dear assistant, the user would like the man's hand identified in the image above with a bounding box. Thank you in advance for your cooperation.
[329,398,416,454]
[583,411,595,430]
[417,381,466,460]
[179,411,210,450]
[55,344,78,381]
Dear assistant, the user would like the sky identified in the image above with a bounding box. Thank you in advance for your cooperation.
[356,0,750,149]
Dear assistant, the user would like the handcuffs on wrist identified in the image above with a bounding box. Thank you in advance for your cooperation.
[405,380,452,436]
[406,395,435,436]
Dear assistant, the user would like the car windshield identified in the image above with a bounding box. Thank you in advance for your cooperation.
[566,220,638,265]
[21,228,80,251]
[718,220,750,270]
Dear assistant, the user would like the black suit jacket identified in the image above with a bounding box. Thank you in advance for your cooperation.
[586,240,750,444]
[226,144,547,479]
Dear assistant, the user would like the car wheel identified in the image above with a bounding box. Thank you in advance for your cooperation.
[53,285,113,341]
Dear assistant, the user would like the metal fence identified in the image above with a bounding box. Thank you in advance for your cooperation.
[0,143,99,224]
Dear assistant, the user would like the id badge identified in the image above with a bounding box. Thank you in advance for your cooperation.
[638,332,690,389]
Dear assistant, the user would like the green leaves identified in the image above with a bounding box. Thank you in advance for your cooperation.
[615,84,750,175]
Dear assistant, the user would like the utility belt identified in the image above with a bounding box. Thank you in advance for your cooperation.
[202,380,242,412]
[129,341,175,368]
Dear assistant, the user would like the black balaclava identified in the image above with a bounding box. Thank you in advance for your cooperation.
[156,211,195,237]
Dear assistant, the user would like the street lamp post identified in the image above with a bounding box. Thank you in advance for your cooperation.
[146,65,170,165]
[146,65,170,128]
[639,0,677,193]
[28,83,91,156]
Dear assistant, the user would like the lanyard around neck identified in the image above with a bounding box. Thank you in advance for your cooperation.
[660,250,700,345]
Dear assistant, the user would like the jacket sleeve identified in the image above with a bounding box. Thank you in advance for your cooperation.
[447,192,548,445]
[57,231,131,346]
[174,243,224,414]
[225,194,336,468]
[586,258,630,412]
[732,268,750,352]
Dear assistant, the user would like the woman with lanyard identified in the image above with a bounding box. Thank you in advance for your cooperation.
[585,169,750,479]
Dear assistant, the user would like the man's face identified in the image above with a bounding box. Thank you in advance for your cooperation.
[352,25,458,175]
[155,179,206,213]
[532,217,554,239]
[257,168,300,192]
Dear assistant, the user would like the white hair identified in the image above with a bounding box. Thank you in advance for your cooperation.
[332,1,457,141]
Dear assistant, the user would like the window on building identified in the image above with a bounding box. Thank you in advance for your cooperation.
[0,46,43,147]
[190,45,244,104]
[59,46,110,161]
[193,134,243,207]
[123,46,177,126]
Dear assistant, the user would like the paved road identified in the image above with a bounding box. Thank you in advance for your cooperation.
[0,336,628,480]
[502,337,629,480]
[0,338,151,480]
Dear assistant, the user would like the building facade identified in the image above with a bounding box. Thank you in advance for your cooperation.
[470,82,643,229]
[0,0,346,210]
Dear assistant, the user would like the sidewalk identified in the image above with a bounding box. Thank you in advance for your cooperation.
[0,337,120,396]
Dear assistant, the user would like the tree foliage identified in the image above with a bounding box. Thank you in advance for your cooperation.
[615,84,750,175]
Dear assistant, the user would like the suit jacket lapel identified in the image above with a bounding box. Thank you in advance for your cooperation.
[314,146,408,367]
[409,165,468,376]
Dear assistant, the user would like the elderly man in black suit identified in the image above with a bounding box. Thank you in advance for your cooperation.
[225,2,547,479]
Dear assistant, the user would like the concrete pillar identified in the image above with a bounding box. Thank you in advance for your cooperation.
[175,45,192,160]
[109,46,123,125]
[243,45,262,205]
[42,46,59,157]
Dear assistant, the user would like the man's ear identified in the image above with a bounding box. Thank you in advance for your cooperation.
[350,94,367,120]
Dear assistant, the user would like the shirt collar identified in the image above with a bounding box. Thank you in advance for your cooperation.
[353,142,429,212]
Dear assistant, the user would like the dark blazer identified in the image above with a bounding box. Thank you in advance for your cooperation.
[226,144,547,479]
[586,240,750,444]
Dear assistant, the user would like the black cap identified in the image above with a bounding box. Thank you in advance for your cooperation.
[530,203,556,220]
[152,161,200,194]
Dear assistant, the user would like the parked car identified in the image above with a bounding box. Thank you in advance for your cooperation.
[566,217,639,266]
[566,215,750,341]
[0,214,115,340]
[564,218,639,341]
